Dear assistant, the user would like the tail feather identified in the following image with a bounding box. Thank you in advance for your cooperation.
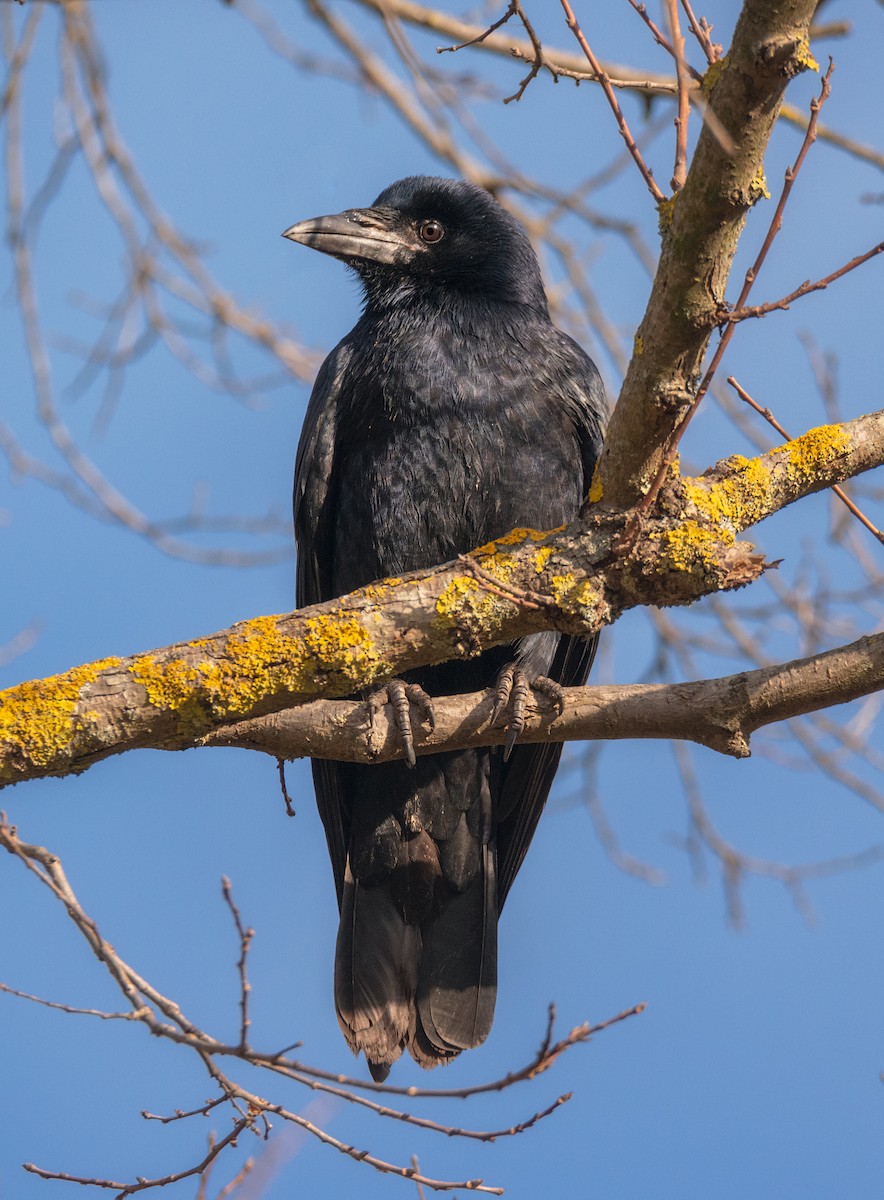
[334,861,420,1079]
[413,845,497,1059]
[333,748,499,1076]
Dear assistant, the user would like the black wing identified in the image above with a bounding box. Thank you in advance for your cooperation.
[496,633,598,907]
[294,342,353,609]
[294,341,353,904]
[496,337,606,908]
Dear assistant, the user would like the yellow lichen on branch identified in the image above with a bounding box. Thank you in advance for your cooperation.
[0,658,122,772]
[681,418,858,535]
[683,454,774,532]
[0,412,880,790]
[0,609,399,786]
[784,422,850,477]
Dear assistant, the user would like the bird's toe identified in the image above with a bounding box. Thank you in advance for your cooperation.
[369,679,436,768]
[490,663,564,761]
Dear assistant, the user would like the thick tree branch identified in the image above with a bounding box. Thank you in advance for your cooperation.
[1,411,881,789]
[206,634,884,768]
[600,0,820,508]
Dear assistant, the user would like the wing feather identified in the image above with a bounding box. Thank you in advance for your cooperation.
[294,342,353,904]
[496,634,598,909]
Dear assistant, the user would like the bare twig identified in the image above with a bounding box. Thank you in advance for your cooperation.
[664,0,690,191]
[503,1,547,103]
[625,0,703,81]
[24,1119,251,1196]
[558,0,666,202]
[679,0,719,62]
[276,759,296,817]
[221,877,254,1052]
[1,815,642,1193]
[436,0,518,54]
[724,240,884,323]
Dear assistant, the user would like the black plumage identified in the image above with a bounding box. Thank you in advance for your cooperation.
[285,177,606,1080]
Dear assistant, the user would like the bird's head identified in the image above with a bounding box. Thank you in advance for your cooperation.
[283,176,548,313]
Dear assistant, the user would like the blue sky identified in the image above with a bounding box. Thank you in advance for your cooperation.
[2,2,884,1197]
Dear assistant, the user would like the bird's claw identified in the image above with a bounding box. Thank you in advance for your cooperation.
[370,679,436,768]
[490,666,565,762]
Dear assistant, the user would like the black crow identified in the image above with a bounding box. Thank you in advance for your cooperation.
[285,177,606,1080]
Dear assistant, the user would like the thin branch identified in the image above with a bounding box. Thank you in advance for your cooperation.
[436,0,518,54]
[781,102,884,172]
[24,1121,251,1196]
[558,0,665,202]
[352,0,686,92]
[673,740,884,924]
[221,877,254,1052]
[502,1,546,103]
[343,0,881,169]
[142,1096,230,1125]
[276,758,296,816]
[206,632,884,775]
[273,1003,647,1101]
[679,0,719,62]
[0,982,145,1022]
[25,1121,251,1196]
[6,817,597,1193]
[625,0,703,81]
[664,0,690,191]
[724,239,884,322]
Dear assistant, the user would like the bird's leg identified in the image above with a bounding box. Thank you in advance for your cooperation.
[490,664,565,762]
[369,680,436,768]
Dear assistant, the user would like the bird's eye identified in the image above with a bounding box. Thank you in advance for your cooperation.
[419,219,444,244]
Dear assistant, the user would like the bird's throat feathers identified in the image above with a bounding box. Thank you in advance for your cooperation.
[354,266,549,332]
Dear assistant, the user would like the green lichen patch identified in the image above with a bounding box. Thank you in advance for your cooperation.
[701,55,727,97]
[0,657,122,775]
[657,195,677,232]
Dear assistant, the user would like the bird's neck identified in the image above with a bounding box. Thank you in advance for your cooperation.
[360,282,545,333]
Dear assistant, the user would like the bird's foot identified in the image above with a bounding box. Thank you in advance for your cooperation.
[369,679,436,768]
[490,664,565,762]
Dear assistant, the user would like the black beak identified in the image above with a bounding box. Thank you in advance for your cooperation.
[282,207,418,266]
